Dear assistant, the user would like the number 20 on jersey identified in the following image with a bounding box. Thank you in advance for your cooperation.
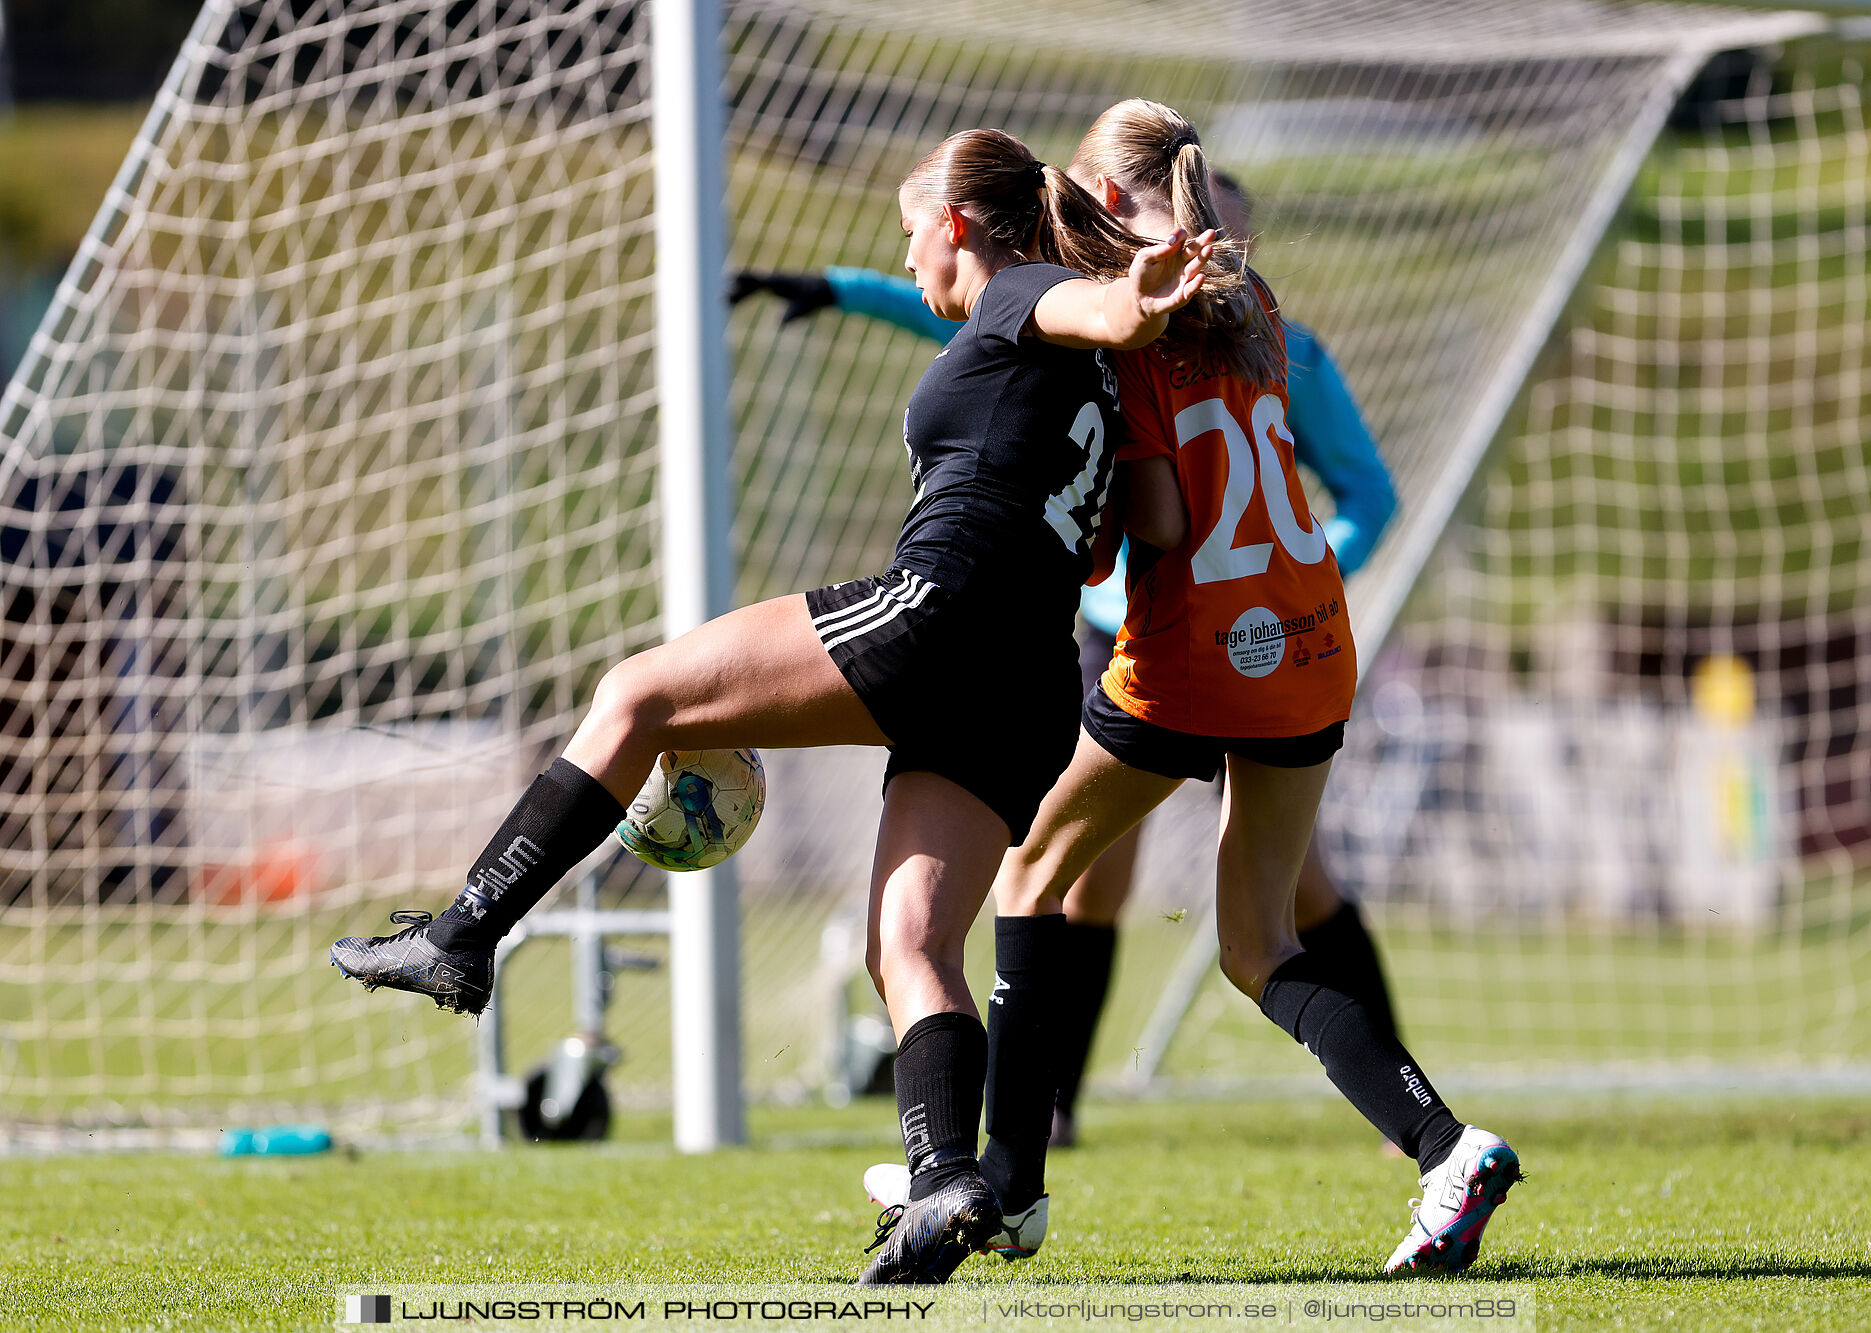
[1174,395,1329,585]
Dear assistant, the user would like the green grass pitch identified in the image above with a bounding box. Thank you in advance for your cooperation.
[8,1096,1871,1331]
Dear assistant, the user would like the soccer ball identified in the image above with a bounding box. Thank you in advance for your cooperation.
[615,749,766,871]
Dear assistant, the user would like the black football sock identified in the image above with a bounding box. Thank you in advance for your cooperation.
[426,758,626,951]
[1298,899,1400,1043]
[894,1011,988,1202]
[979,914,1066,1213]
[1051,922,1117,1122]
[1258,950,1465,1173]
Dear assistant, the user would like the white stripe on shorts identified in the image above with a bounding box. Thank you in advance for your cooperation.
[811,571,928,636]
[819,573,936,651]
[816,573,929,642]
[810,572,911,636]
[812,580,898,632]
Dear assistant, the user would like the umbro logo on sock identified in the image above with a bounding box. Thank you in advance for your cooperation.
[901,1103,932,1165]
[463,835,543,904]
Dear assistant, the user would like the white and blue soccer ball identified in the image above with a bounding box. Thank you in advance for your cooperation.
[616,749,766,871]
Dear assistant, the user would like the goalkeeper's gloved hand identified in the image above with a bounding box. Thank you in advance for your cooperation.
[729,270,837,324]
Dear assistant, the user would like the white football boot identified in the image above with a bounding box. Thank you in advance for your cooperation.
[863,1162,1049,1261]
[1384,1126,1521,1275]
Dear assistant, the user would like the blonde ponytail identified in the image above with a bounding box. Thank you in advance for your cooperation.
[1070,99,1286,387]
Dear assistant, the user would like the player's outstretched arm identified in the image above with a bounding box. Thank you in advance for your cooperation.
[1030,229,1215,350]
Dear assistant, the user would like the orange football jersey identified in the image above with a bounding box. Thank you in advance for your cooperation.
[1101,336,1356,738]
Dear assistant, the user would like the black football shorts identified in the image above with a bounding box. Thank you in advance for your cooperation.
[1082,679,1344,782]
[805,567,1079,843]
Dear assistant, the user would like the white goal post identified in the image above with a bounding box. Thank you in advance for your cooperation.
[651,0,744,1152]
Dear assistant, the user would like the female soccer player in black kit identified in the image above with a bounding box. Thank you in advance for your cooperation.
[331,127,1213,1285]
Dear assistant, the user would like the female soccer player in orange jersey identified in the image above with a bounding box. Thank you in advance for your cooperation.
[980,102,1519,1276]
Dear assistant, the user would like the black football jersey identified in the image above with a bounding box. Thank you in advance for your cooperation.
[892,262,1121,610]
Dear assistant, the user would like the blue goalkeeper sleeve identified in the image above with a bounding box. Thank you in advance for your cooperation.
[1284,321,1397,578]
[825,268,962,345]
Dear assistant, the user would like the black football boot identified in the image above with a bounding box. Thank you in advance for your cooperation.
[330,910,493,1015]
[857,1171,1000,1285]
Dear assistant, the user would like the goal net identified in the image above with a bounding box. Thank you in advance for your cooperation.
[0,0,1845,1143]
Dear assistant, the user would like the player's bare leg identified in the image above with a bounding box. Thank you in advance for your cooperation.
[565,593,888,801]
[1060,821,1143,926]
[1220,756,1521,1273]
[334,594,886,1014]
[865,772,1009,1032]
[1046,803,1402,1152]
[857,772,1011,1284]
[1211,756,1330,1001]
[995,730,1181,917]
[1292,838,1343,931]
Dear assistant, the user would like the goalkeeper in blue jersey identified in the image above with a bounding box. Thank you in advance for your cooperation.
[733,170,1403,1153]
